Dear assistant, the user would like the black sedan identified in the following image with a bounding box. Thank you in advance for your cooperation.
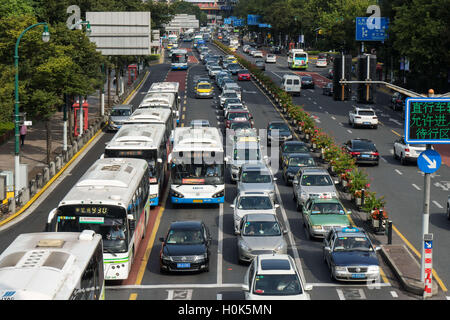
[267,121,293,146]
[390,92,406,111]
[301,76,315,89]
[344,139,379,166]
[254,59,265,71]
[282,153,316,185]
[159,221,211,273]
[279,141,311,167]
[322,82,334,96]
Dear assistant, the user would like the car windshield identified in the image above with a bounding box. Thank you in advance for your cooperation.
[358,110,375,116]
[241,171,272,183]
[223,93,238,99]
[302,77,312,81]
[166,229,204,245]
[233,148,261,161]
[283,144,309,153]
[333,236,373,252]
[269,123,290,131]
[352,141,376,151]
[111,109,131,117]
[198,84,211,89]
[228,112,249,120]
[301,174,333,186]
[228,104,244,110]
[212,67,222,71]
[289,157,315,167]
[239,70,249,74]
[238,196,273,209]
[225,98,241,105]
[229,64,239,69]
[253,274,302,296]
[243,221,281,236]
[231,122,251,130]
[309,202,345,215]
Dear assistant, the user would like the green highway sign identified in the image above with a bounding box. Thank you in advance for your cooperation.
[405,98,450,144]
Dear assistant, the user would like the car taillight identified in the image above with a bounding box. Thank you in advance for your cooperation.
[373,116,377,119]
[355,116,361,119]
[404,148,410,152]
[350,152,360,155]
[149,177,157,183]
[372,152,379,156]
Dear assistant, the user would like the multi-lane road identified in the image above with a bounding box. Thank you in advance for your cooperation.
[0,41,448,301]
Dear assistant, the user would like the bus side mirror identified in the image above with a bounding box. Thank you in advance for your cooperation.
[157,158,163,163]
[127,214,135,221]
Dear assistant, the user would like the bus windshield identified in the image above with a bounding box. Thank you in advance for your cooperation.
[171,163,224,185]
[56,205,128,253]
[171,54,187,63]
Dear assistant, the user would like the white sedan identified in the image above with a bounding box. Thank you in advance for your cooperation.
[265,54,277,63]
[316,58,327,67]
[252,50,263,58]
[393,136,427,165]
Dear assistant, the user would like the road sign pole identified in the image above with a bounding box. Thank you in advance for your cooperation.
[420,144,432,283]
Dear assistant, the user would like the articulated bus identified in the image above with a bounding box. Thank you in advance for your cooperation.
[169,127,225,204]
[171,49,188,70]
[105,123,167,206]
[287,49,308,69]
[0,231,104,300]
[46,158,150,280]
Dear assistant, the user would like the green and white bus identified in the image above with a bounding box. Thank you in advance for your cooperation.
[46,157,151,280]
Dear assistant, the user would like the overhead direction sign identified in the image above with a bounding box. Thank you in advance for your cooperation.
[404,98,450,144]
[355,17,389,41]
[417,150,441,174]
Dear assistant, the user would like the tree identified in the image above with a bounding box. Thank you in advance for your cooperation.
[0,0,35,19]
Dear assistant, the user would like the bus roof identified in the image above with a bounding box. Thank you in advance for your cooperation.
[172,127,223,153]
[58,158,148,207]
[105,123,166,150]
[148,82,180,94]
[125,108,172,124]
[0,231,102,300]
[140,92,175,108]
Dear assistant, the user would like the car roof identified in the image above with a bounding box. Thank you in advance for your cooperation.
[112,104,133,110]
[287,153,313,158]
[238,191,271,197]
[256,254,296,275]
[300,167,329,174]
[241,163,269,171]
[169,220,203,230]
[245,213,277,222]
[282,140,307,146]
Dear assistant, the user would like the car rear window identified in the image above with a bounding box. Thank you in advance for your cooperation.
[358,110,375,116]
[293,79,300,85]
[352,141,376,150]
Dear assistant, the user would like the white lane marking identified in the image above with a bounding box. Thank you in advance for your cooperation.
[381,156,388,163]
[319,106,323,109]
[331,116,336,120]
[271,71,282,79]
[217,203,223,286]
[412,183,421,191]
[433,200,443,209]
[446,296,450,300]
[395,169,403,175]
[336,289,346,300]
[217,294,222,300]
[109,283,246,290]
[308,97,312,100]
[390,291,399,298]
[325,111,329,114]
[310,282,390,287]
[313,101,317,104]
[347,129,352,134]
[389,118,402,126]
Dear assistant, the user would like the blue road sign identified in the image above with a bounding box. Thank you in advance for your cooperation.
[355,17,389,41]
[247,15,261,26]
[417,150,442,174]
[425,240,433,249]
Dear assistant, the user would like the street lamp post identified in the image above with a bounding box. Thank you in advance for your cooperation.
[14,23,50,197]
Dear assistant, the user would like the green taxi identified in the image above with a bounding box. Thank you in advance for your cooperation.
[302,196,351,240]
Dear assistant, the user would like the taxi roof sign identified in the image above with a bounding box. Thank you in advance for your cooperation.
[342,227,359,233]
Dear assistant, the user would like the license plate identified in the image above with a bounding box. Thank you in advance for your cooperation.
[363,122,370,125]
[361,154,371,158]
[193,199,203,203]
[177,263,191,269]
[351,273,366,279]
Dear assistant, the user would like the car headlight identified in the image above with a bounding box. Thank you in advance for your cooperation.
[239,241,250,251]
[193,253,207,261]
[275,243,285,252]
[171,190,184,198]
[368,266,379,272]
[212,190,224,198]
[334,266,347,272]
[301,191,308,199]
[287,172,295,177]
[161,253,173,262]
[231,165,239,171]
[286,135,293,139]
[331,192,337,197]
[312,225,323,230]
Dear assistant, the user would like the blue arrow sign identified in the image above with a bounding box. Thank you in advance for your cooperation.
[425,241,432,249]
[417,150,441,174]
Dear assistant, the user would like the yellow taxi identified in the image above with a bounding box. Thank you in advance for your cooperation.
[225,55,238,64]
[195,82,213,98]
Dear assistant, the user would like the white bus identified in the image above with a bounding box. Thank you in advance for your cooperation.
[148,82,181,125]
[46,158,151,280]
[140,92,179,126]
[171,49,188,70]
[169,127,225,204]
[287,49,308,69]
[104,124,168,207]
[125,107,175,144]
[0,231,104,300]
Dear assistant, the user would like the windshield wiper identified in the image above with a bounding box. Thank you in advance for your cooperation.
[103,247,117,257]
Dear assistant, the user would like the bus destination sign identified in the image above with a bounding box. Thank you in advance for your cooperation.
[405,98,450,144]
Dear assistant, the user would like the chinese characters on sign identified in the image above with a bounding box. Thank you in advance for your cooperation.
[355,17,389,41]
[405,98,450,144]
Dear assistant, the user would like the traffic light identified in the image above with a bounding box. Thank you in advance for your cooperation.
[332,54,352,101]
[357,54,377,104]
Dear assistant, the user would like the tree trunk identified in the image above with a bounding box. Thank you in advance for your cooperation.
[46,120,52,165]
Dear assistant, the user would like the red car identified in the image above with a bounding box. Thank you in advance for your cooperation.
[238,69,251,81]
[225,110,253,129]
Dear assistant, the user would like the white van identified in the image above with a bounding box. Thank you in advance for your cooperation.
[281,74,301,96]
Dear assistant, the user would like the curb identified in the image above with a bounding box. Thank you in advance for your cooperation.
[380,244,438,296]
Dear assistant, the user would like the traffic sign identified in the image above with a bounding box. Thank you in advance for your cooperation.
[355,17,389,41]
[417,150,441,174]
[405,98,450,144]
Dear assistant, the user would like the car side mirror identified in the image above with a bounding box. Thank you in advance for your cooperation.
[273,177,278,181]
[375,246,382,251]
[324,246,331,252]
[230,204,235,208]
[304,284,313,291]
[159,237,165,242]
[274,204,280,208]
[235,230,241,235]
[127,214,135,221]
[347,210,352,214]
[283,229,288,235]
[242,284,249,292]
[157,158,163,163]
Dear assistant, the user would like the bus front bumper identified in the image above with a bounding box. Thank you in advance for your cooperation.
[170,196,224,204]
